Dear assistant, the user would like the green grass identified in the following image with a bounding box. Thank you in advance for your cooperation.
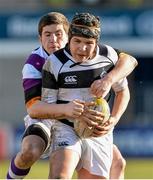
[1,158,153,179]
[124,158,153,179]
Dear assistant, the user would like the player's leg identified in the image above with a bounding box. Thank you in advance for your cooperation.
[7,122,50,179]
[77,133,113,179]
[49,149,80,179]
[110,144,126,179]
[77,168,106,179]
[48,121,81,179]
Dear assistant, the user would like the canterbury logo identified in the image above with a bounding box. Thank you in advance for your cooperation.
[64,75,77,84]
[58,141,69,147]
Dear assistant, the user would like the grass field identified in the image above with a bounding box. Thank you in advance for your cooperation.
[1,158,153,179]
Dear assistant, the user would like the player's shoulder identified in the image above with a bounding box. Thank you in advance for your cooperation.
[98,43,119,64]
[48,47,69,65]
[24,46,46,66]
[98,44,118,55]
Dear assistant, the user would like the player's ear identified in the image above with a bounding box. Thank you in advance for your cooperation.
[38,35,42,43]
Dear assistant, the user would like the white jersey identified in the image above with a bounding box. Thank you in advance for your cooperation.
[42,44,127,105]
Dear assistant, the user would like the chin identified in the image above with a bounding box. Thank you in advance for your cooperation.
[50,48,59,53]
[76,57,87,62]
[82,58,89,62]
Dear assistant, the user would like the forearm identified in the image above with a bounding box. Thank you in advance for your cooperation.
[27,100,66,119]
[111,86,130,125]
[106,53,138,84]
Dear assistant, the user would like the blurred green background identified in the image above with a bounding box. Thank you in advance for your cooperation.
[1,158,153,179]
[0,0,153,179]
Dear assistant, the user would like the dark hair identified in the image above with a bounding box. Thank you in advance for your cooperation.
[38,12,69,36]
[69,12,101,41]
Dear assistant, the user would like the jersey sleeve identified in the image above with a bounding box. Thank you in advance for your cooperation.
[112,78,128,92]
[22,53,45,108]
[99,44,128,92]
[105,45,119,65]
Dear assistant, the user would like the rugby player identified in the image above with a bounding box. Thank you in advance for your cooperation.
[7,12,137,179]
[41,12,134,179]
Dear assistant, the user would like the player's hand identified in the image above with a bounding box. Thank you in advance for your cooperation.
[64,99,85,118]
[78,106,105,127]
[91,116,114,137]
[90,76,112,98]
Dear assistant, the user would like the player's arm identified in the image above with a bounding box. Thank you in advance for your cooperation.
[27,60,84,120]
[25,82,85,120]
[27,98,84,120]
[23,79,60,119]
[23,54,84,120]
[105,52,138,84]
[90,52,138,98]
[110,85,130,126]
[92,85,130,137]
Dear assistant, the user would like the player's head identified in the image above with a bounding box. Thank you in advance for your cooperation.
[68,12,101,42]
[68,12,101,62]
[38,12,69,54]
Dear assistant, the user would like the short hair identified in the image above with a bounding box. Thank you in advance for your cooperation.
[38,12,69,36]
[69,12,101,41]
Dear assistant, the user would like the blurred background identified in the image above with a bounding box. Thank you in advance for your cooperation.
[0,0,153,178]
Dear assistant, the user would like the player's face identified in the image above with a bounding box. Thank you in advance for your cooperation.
[39,24,68,54]
[70,36,97,62]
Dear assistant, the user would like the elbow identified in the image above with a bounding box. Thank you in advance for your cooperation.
[127,90,130,104]
[27,107,38,119]
[124,86,130,104]
[132,57,138,68]
[27,101,41,119]
[117,86,130,103]
[122,52,138,68]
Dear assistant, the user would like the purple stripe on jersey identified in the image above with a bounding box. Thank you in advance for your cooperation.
[23,79,41,91]
[7,172,12,179]
[25,54,45,72]
[11,157,30,176]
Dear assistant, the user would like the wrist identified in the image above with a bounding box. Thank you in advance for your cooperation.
[109,115,120,126]
[60,104,68,117]
[102,74,114,85]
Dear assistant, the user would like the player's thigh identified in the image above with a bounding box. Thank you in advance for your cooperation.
[49,148,80,178]
[49,121,82,178]
[77,168,106,179]
[113,144,124,162]
[111,144,126,170]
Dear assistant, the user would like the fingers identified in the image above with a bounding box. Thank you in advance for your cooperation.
[92,128,108,137]
[92,119,113,137]
[84,101,95,107]
[73,105,84,117]
[80,116,99,127]
[72,99,87,117]
[65,100,85,118]
[90,80,102,97]
[80,109,105,126]
[91,126,109,137]
[74,99,85,105]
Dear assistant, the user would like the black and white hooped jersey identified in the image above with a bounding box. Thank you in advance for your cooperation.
[42,44,128,105]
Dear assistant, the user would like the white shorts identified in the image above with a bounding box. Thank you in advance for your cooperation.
[24,115,113,178]
[24,115,54,158]
[51,120,113,178]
